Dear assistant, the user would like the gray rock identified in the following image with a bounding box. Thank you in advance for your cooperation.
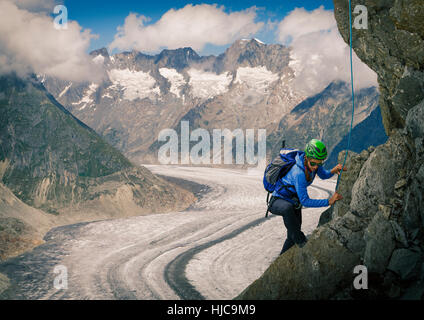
[334,0,424,135]
[378,204,392,220]
[359,149,370,160]
[328,212,367,255]
[363,214,396,273]
[417,164,424,183]
[405,99,424,139]
[350,131,414,217]
[387,249,422,280]
[332,151,366,219]
[390,221,409,247]
[394,179,408,190]
[401,173,424,231]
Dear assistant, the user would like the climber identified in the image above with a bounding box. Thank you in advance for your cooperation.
[268,139,346,255]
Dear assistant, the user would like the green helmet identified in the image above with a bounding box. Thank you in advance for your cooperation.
[305,139,327,160]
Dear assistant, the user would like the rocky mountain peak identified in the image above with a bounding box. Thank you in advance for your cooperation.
[90,47,111,65]
[218,38,289,73]
[155,47,200,70]
[90,47,110,58]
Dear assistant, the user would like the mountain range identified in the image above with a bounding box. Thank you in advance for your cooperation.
[42,38,386,166]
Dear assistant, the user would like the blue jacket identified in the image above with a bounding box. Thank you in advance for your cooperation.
[272,152,334,208]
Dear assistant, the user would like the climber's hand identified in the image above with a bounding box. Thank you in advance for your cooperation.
[329,192,343,206]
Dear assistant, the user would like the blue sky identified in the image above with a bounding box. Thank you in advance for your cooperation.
[62,0,335,55]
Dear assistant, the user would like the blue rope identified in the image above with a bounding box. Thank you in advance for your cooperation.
[336,0,355,191]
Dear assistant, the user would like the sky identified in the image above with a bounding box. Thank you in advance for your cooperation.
[62,0,335,55]
[0,0,377,95]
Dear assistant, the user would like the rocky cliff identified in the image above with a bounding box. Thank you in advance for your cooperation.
[238,0,424,299]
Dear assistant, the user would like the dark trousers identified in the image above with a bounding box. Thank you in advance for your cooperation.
[269,197,307,255]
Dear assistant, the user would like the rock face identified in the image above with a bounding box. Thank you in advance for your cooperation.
[334,0,424,136]
[238,0,424,300]
[0,181,54,261]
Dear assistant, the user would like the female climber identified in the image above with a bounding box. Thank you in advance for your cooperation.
[268,139,346,255]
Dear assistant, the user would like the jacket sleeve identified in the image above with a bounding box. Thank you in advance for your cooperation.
[293,170,330,208]
[317,166,334,180]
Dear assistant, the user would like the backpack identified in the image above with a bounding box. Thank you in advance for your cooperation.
[263,143,301,217]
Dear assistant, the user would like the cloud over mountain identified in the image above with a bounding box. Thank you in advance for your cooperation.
[277,6,377,96]
[109,4,264,53]
[0,0,104,82]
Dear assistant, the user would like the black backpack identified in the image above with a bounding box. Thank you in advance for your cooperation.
[263,141,300,217]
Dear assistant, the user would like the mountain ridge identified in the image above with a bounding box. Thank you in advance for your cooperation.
[44,38,383,167]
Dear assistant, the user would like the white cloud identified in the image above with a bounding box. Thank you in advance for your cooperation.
[0,0,104,82]
[9,0,58,12]
[109,4,264,53]
[277,6,377,96]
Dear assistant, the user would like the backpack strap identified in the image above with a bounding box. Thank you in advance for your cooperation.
[265,192,272,218]
[265,184,298,218]
[265,193,278,218]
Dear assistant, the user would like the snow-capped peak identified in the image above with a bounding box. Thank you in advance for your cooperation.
[253,38,265,44]
[240,38,265,44]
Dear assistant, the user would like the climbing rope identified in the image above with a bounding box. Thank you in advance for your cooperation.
[336,0,355,192]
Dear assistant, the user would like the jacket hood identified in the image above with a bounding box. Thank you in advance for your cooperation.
[295,152,306,171]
